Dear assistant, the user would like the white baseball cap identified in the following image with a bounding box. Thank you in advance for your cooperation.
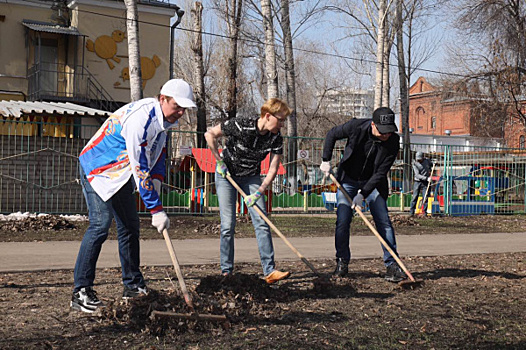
[160,79,197,110]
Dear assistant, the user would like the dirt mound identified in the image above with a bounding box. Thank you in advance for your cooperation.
[97,273,356,335]
[0,215,76,232]
[100,289,223,335]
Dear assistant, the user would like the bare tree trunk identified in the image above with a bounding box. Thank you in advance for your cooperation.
[226,0,243,119]
[382,39,391,107]
[396,0,411,193]
[261,0,278,99]
[124,0,142,101]
[374,0,387,109]
[191,2,206,147]
[280,0,297,192]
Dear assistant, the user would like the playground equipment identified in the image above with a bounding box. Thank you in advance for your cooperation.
[435,175,496,216]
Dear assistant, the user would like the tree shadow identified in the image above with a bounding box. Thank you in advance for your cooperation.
[416,268,525,281]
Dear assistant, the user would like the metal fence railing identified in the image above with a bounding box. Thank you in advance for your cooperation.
[27,63,121,112]
[1,118,525,216]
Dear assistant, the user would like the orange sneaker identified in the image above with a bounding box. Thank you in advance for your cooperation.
[264,270,291,284]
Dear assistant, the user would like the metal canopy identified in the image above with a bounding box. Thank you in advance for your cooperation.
[0,100,110,119]
[22,19,85,36]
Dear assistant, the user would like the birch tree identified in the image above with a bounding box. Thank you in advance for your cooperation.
[374,0,387,108]
[261,0,279,98]
[124,0,143,101]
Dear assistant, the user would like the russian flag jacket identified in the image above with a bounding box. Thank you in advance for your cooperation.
[79,98,168,214]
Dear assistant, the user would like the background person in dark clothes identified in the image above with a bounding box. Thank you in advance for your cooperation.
[409,151,432,216]
[319,107,407,283]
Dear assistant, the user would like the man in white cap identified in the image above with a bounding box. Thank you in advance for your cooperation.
[409,151,432,216]
[71,79,197,313]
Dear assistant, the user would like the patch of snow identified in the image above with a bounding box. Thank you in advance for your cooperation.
[0,212,88,221]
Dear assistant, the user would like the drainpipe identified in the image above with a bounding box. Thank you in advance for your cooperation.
[169,5,185,79]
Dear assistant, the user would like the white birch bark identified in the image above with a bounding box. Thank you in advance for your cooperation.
[124,0,142,101]
[261,0,278,99]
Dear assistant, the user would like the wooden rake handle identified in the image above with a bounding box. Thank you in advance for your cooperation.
[162,228,195,311]
[329,174,416,282]
[225,174,320,276]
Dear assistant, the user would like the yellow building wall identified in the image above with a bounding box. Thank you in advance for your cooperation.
[72,2,173,103]
[0,2,54,95]
[0,1,173,104]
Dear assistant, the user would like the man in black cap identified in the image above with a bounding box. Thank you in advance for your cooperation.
[319,107,407,282]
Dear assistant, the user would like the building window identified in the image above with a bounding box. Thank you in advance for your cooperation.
[520,135,525,149]
[431,116,436,129]
[416,107,425,130]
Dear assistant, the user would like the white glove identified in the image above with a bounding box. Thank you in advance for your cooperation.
[427,177,432,182]
[320,161,331,176]
[152,211,170,233]
[152,179,162,195]
[352,191,364,210]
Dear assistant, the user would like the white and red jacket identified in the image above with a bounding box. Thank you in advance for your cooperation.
[79,98,171,214]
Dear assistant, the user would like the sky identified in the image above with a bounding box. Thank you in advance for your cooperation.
[170,0,455,90]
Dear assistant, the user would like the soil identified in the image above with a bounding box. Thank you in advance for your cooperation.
[1,213,525,242]
[0,215,525,349]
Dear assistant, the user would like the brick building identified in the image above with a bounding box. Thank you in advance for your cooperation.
[408,77,525,148]
[408,77,474,136]
[503,103,526,149]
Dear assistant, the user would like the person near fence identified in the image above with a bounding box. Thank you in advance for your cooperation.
[204,98,292,284]
[409,151,432,216]
[319,107,407,282]
[71,79,197,313]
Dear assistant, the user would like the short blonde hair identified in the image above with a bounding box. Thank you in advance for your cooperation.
[260,98,292,119]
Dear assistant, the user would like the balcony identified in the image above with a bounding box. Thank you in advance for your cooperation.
[27,62,120,112]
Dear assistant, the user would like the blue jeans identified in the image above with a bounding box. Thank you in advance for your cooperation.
[215,172,275,275]
[335,178,399,266]
[74,166,145,292]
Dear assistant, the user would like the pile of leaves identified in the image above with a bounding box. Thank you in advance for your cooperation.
[390,214,420,227]
[98,273,357,335]
[0,215,76,232]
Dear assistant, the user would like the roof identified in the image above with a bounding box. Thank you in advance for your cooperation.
[22,20,84,36]
[0,100,110,119]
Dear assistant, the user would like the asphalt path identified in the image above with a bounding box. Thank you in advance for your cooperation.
[0,232,525,272]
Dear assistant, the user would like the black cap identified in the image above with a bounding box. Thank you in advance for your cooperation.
[372,107,398,134]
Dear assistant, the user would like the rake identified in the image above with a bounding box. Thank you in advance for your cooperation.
[226,174,322,276]
[329,174,424,289]
[150,228,229,325]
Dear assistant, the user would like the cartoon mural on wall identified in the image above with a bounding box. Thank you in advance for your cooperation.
[86,28,162,92]
[86,30,126,69]
[117,55,161,90]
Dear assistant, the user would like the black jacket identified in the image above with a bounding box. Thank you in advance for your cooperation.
[322,118,400,199]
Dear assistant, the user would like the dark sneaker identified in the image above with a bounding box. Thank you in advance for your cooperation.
[385,264,407,283]
[122,285,149,299]
[71,287,104,313]
[332,258,349,277]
